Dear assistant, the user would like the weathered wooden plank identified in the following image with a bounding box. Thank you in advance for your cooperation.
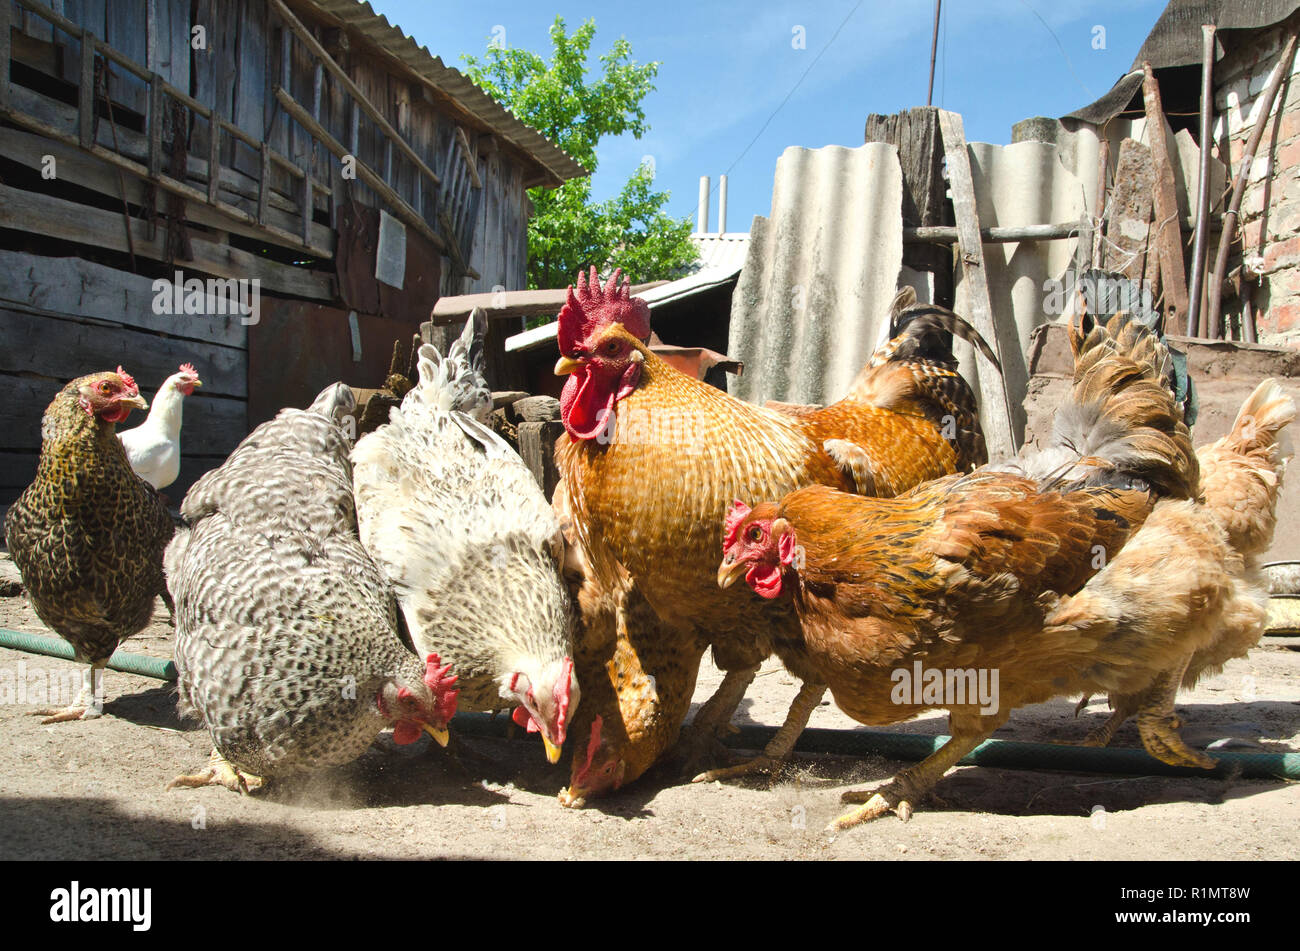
[938,108,1018,458]
[1105,139,1155,283]
[0,370,247,456]
[0,1,12,112]
[231,0,266,180]
[0,307,247,401]
[104,0,147,114]
[1141,62,1190,334]
[77,26,94,147]
[0,249,249,349]
[0,123,335,258]
[0,181,336,300]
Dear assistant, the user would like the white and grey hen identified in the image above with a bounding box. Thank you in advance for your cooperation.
[165,383,459,793]
[352,310,578,763]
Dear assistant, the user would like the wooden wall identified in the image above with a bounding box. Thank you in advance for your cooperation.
[0,250,248,503]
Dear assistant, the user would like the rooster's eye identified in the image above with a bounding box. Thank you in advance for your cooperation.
[603,341,619,355]
[747,526,763,542]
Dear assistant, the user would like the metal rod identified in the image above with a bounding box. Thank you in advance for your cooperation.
[718,174,728,233]
[1208,31,1298,340]
[1187,24,1217,337]
[697,175,709,234]
[926,0,941,106]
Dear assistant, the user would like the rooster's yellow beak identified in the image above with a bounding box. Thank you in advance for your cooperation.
[717,557,747,590]
[554,355,584,376]
[543,735,563,764]
[424,724,450,747]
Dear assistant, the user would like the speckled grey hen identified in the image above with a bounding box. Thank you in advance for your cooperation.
[165,383,459,793]
[3,367,173,722]
[351,310,577,764]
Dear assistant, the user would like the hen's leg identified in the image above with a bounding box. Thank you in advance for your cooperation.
[673,664,758,776]
[1077,692,1143,747]
[1136,656,1216,770]
[692,681,826,783]
[166,749,264,794]
[830,711,1003,829]
[32,664,105,724]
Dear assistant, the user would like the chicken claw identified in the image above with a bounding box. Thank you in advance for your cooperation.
[32,706,101,724]
[1137,713,1216,770]
[829,787,913,828]
[692,754,781,785]
[166,749,264,794]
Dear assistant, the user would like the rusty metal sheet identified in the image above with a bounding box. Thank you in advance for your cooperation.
[336,202,442,325]
[248,299,424,428]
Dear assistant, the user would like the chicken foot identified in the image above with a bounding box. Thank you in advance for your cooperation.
[1135,657,1216,770]
[672,664,758,776]
[1077,692,1143,748]
[691,680,827,784]
[829,712,1005,830]
[31,664,105,724]
[166,749,264,794]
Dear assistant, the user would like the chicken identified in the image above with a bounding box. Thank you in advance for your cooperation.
[351,310,577,764]
[1077,377,1293,746]
[553,269,999,803]
[718,310,1247,828]
[3,367,173,722]
[118,363,203,490]
[165,383,458,793]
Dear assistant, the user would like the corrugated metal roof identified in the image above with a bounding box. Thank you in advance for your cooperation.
[687,232,750,274]
[726,144,904,406]
[303,0,589,185]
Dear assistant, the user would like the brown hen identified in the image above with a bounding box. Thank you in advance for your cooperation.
[4,368,174,722]
[553,269,999,802]
[720,311,1227,828]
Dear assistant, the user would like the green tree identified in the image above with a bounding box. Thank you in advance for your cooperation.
[463,17,697,291]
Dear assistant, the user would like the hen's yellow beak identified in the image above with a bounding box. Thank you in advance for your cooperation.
[543,735,563,764]
[555,355,584,376]
[717,557,747,590]
[122,394,149,411]
[424,724,450,747]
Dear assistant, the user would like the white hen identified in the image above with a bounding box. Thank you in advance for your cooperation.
[118,363,202,489]
[351,310,578,764]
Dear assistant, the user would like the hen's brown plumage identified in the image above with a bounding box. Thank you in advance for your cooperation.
[4,369,173,721]
[554,269,996,801]
[721,311,1220,827]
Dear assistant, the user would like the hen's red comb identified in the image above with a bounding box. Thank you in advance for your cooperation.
[724,500,752,550]
[178,362,197,376]
[116,366,138,393]
[424,653,459,722]
[556,267,651,356]
[553,656,574,745]
[577,714,604,776]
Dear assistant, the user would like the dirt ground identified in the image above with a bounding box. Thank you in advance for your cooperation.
[0,552,1297,861]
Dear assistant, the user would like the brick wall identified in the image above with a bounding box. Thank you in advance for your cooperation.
[1214,11,1300,344]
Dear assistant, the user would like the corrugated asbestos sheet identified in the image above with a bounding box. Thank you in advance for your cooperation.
[688,232,751,274]
[304,0,588,185]
[727,144,904,406]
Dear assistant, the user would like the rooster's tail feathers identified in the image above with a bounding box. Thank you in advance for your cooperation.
[412,308,491,420]
[885,302,1002,374]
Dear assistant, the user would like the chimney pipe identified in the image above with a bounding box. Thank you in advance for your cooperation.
[717,175,728,234]
[697,176,710,234]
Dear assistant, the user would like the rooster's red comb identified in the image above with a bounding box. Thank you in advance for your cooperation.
[178,362,197,376]
[116,366,138,393]
[724,500,752,550]
[577,714,604,777]
[556,267,651,356]
[424,653,459,723]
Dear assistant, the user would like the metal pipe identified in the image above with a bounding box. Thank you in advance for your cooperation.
[717,174,728,234]
[1208,31,1298,340]
[926,0,942,106]
[0,629,177,681]
[697,175,710,234]
[1187,24,1217,337]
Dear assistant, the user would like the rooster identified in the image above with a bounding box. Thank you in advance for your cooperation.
[553,269,999,803]
[166,383,459,793]
[118,363,203,490]
[718,311,1261,828]
[352,310,577,764]
[3,367,173,723]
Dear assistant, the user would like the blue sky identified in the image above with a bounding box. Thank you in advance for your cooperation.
[371,0,1167,233]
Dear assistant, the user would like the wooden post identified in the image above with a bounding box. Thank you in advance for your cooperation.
[0,0,12,112]
[258,142,270,225]
[148,75,164,178]
[1140,62,1190,335]
[937,109,1017,458]
[207,118,221,204]
[78,30,95,149]
[1106,139,1156,283]
[1186,25,1217,337]
[864,107,953,306]
[1091,137,1109,269]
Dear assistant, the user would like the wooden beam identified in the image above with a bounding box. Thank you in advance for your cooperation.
[0,181,336,300]
[937,108,1018,458]
[268,0,440,187]
[0,0,12,112]
[78,28,95,149]
[429,282,667,324]
[1141,62,1190,334]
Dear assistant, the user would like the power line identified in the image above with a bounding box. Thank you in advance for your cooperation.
[1016,0,1092,98]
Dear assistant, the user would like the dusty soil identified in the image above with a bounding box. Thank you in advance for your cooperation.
[0,553,1296,861]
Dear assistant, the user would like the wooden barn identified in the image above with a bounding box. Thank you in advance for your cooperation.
[0,0,586,505]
